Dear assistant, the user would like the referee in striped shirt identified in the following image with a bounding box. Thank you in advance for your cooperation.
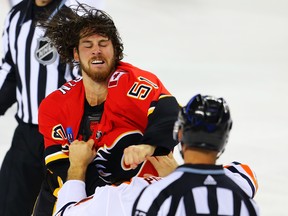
[132,94,260,216]
[0,0,78,215]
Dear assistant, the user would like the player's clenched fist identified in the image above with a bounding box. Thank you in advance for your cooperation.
[123,144,156,169]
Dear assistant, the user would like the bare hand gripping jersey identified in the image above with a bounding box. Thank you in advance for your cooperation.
[39,61,179,190]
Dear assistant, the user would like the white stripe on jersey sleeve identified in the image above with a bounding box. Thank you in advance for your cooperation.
[224,162,258,198]
[174,197,186,216]
[159,196,172,215]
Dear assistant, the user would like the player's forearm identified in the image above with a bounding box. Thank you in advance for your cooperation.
[67,165,87,181]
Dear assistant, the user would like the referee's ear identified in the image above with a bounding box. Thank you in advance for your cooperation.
[176,128,185,159]
[180,142,185,159]
[178,128,183,143]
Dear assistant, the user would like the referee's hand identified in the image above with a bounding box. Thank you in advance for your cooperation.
[145,152,178,177]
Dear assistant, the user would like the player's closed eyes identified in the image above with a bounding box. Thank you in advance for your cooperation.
[99,40,110,47]
[81,41,109,49]
[81,41,93,48]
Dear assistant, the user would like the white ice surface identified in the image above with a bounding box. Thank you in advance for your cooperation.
[1,1,288,215]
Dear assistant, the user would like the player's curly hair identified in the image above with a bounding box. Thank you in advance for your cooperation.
[39,4,124,65]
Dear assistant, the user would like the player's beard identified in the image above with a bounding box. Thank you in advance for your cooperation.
[80,57,116,83]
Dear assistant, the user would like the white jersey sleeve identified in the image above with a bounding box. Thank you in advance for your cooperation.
[54,180,86,216]
[54,176,162,216]
[224,161,258,198]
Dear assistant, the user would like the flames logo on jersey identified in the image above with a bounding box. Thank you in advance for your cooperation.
[52,124,66,140]
[35,37,58,65]
[52,124,69,152]
[95,131,144,184]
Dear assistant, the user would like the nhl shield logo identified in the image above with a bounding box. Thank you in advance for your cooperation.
[35,37,58,65]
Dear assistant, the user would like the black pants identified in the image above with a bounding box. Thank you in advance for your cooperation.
[0,122,45,216]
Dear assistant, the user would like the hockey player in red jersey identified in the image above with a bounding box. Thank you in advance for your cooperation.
[34,4,179,215]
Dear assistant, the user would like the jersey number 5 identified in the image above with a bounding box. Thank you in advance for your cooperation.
[127,76,158,100]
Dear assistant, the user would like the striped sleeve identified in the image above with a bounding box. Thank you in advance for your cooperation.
[0,2,79,124]
[0,9,17,115]
[224,161,258,198]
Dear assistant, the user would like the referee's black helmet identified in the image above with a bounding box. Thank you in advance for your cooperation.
[173,94,232,154]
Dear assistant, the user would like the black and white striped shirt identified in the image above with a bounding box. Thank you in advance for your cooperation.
[132,163,259,216]
[0,0,78,124]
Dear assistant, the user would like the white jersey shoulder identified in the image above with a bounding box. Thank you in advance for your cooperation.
[54,176,162,216]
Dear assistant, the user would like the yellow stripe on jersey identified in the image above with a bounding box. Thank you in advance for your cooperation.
[147,95,174,116]
[158,94,173,100]
[147,107,155,116]
[45,151,69,165]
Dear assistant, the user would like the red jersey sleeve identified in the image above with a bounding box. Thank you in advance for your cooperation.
[108,62,179,154]
[38,77,85,166]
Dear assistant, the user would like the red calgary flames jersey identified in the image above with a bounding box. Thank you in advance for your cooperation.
[39,61,179,184]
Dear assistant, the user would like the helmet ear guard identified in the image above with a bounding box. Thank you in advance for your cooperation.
[173,94,233,156]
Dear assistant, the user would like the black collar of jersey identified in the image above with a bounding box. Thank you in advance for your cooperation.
[19,0,64,24]
[84,99,105,114]
[77,100,105,141]
[32,0,63,21]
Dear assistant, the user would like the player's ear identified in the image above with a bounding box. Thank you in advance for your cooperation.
[73,47,79,62]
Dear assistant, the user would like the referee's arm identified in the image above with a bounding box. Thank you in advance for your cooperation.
[0,42,17,115]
